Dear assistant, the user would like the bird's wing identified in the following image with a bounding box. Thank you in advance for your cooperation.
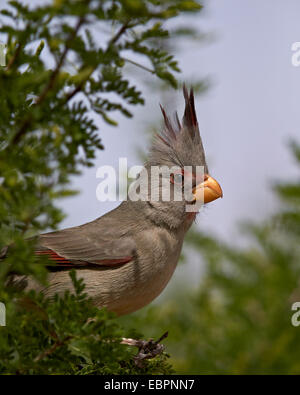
[36,225,136,270]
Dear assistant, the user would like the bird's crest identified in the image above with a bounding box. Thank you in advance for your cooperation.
[148,85,207,171]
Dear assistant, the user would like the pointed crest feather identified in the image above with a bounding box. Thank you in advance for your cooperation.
[159,103,177,141]
[183,84,198,138]
[148,85,207,171]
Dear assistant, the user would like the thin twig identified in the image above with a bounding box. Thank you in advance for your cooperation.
[34,336,73,362]
[109,21,131,45]
[6,42,23,71]
[64,66,95,103]
[122,57,155,74]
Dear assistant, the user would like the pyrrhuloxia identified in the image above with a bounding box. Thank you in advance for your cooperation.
[4,86,222,316]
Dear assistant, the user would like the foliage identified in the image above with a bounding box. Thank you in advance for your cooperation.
[0,270,173,374]
[0,0,203,374]
[120,143,300,374]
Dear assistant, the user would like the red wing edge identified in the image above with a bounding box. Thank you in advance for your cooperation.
[35,249,132,269]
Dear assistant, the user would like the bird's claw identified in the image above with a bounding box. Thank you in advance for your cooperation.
[121,331,168,368]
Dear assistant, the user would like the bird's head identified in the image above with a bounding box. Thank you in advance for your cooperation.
[131,86,222,230]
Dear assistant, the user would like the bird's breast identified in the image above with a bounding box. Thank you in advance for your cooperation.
[37,228,184,316]
[92,228,184,315]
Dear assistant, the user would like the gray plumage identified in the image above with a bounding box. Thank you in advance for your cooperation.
[4,86,218,316]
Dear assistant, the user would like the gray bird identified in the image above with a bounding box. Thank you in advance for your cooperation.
[5,87,222,316]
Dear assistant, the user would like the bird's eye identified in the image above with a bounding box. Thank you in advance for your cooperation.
[171,173,184,185]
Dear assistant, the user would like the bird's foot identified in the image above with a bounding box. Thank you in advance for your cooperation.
[0,246,8,259]
[121,331,168,368]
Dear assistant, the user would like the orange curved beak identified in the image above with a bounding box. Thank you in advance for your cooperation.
[192,175,223,204]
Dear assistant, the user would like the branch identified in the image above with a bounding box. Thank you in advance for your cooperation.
[109,21,131,46]
[34,336,73,362]
[64,21,133,104]
[36,17,85,106]
[12,16,85,145]
[64,66,95,104]
[11,19,132,145]
[6,42,23,71]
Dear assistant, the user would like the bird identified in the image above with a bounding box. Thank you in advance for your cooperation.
[3,86,222,316]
